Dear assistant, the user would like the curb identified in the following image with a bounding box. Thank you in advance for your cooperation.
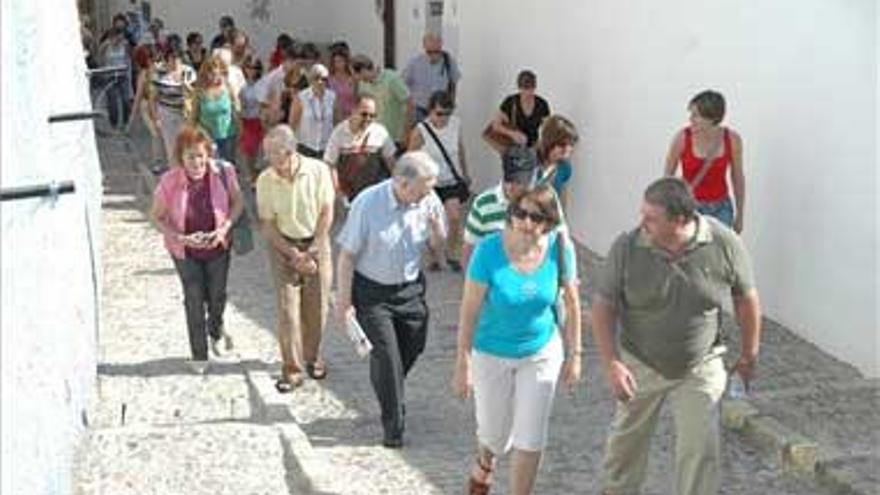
[244,368,340,494]
[721,399,818,473]
[722,399,876,495]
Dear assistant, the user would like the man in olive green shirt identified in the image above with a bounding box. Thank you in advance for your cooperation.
[592,177,761,495]
[351,54,413,153]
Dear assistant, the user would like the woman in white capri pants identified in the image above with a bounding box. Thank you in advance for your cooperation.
[453,184,583,495]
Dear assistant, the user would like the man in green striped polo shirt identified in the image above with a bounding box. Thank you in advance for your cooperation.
[461,146,538,269]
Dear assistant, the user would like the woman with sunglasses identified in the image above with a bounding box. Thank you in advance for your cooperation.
[323,93,397,201]
[453,184,582,495]
[289,63,337,159]
[407,90,470,272]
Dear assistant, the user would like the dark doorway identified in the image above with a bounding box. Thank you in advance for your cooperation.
[382,0,395,68]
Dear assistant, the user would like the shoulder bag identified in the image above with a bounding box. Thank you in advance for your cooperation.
[555,231,567,327]
[420,121,470,199]
[218,161,255,255]
[481,96,519,154]
[686,129,725,192]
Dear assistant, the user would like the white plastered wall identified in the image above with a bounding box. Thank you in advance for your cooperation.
[459,0,878,376]
[109,0,383,63]
[1,0,102,493]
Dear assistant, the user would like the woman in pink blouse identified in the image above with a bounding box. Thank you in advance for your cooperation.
[151,125,244,373]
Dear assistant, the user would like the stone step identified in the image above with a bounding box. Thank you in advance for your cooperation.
[74,423,301,495]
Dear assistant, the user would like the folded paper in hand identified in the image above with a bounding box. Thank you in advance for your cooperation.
[346,314,372,357]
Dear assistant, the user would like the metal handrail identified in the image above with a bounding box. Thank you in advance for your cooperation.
[0,180,75,202]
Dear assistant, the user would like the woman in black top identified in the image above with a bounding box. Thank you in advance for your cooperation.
[490,70,551,148]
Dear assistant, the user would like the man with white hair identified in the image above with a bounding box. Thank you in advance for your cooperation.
[257,125,335,392]
[336,151,447,448]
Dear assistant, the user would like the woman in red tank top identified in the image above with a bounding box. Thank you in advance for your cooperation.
[664,90,745,233]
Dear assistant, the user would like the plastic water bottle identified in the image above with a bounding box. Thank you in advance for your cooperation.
[727,374,747,400]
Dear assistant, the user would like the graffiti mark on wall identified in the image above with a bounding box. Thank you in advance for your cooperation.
[249,0,271,23]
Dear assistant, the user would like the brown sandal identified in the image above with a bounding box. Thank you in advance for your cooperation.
[274,372,304,393]
[306,361,327,380]
[468,457,494,495]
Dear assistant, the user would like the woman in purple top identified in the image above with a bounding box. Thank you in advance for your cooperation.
[327,44,356,120]
[151,125,244,372]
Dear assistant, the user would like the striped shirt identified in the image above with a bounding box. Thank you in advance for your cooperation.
[464,182,569,247]
[463,183,508,245]
[151,65,196,111]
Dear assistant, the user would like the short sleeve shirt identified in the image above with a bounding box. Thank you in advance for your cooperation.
[323,120,396,166]
[468,232,576,358]
[402,52,461,109]
[500,94,551,147]
[253,65,285,105]
[595,215,756,378]
[537,160,573,196]
[336,179,447,284]
[358,69,410,141]
[255,156,335,239]
[463,184,509,245]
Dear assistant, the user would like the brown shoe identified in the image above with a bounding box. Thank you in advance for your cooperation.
[306,361,327,380]
[275,372,304,393]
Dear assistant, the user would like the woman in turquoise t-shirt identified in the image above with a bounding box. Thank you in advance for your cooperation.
[453,184,583,495]
[536,114,579,215]
[190,55,239,164]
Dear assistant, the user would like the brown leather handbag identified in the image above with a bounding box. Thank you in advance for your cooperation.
[481,99,519,154]
[336,132,390,200]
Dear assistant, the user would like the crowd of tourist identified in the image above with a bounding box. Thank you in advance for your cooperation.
[88,9,761,495]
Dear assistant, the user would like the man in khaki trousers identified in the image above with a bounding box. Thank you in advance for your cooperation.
[592,177,762,495]
[257,124,335,392]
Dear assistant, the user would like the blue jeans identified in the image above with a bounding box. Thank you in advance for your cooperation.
[697,197,734,227]
[214,137,236,165]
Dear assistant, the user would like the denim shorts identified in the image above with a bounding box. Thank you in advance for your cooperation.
[697,197,733,227]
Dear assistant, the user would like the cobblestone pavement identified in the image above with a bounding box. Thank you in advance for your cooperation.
[73,130,866,494]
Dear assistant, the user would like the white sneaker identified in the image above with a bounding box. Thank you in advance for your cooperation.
[187,360,209,375]
[210,333,235,358]
[210,338,224,358]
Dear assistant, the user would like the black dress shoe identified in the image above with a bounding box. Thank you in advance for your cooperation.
[382,435,404,449]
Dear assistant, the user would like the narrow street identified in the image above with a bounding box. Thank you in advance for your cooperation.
[73,132,842,494]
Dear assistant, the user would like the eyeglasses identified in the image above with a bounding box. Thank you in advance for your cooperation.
[425,49,442,55]
[434,110,452,117]
[511,205,547,224]
[360,112,377,119]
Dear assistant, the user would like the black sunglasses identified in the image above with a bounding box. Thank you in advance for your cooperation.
[434,109,453,117]
[360,111,377,119]
[511,205,547,223]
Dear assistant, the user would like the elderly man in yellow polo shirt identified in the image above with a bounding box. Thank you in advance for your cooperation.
[257,124,335,393]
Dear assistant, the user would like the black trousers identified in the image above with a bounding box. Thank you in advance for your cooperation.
[353,272,429,439]
[172,251,231,360]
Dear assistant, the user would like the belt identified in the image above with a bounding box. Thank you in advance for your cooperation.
[354,271,423,291]
[282,235,315,248]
